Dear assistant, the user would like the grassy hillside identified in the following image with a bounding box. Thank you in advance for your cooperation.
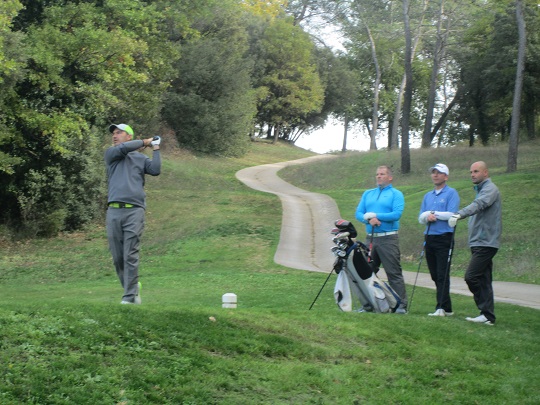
[281,140,540,284]
[0,140,538,404]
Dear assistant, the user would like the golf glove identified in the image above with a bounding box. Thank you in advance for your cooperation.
[448,214,461,228]
[419,211,431,224]
[363,212,377,221]
[151,136,161,146]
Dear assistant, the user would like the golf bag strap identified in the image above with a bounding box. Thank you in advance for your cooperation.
[345,243,357,257]
[356,241,369,251]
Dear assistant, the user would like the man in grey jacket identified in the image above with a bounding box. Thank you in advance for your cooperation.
[448,161,501,325]
[105,123,161,304]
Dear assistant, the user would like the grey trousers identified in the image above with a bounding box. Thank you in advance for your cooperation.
[106,207,145,302]
[368,234,408,308]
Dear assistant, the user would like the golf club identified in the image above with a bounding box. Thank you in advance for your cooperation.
[308,267,335,310]
[367,226,375,263]
[440,225,457,307]
[408,222,432,313]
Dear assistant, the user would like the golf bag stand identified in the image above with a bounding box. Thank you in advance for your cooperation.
[331,220,402,313]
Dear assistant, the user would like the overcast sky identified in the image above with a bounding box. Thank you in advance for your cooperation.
[294,118,371,154]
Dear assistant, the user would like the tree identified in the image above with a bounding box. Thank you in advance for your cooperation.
[241,0,287,18]
[163,3,256,156]
[337,0,401,151]
[389,0,430,150]
[401,0,413,174]
[319,51,361,152]
[282,48,359,148]
[254,17,324,143]
[0,0,25,175]
[364,22,382,151]
[507,0,526,172]
[453,0,538,147]
[421,0,449,148]
[1,0,181,235]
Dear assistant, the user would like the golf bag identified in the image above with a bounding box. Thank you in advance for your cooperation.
[331,219,401,313]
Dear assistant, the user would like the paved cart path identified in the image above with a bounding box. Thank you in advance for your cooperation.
[236,155,540,310]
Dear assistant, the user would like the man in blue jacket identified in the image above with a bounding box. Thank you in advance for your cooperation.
[419,163,460,317]
[105,123,161,305]
[449,161,502,325]
[356,165,407,313]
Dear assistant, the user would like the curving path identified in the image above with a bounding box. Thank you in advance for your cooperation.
[236,155,540,310]
[236,155,340,272]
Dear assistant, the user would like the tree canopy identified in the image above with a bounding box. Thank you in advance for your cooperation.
[0,0,538,234]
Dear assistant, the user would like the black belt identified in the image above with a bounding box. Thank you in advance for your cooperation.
[108,202,139,209]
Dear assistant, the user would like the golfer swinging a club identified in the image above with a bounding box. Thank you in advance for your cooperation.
[105,124,161,304]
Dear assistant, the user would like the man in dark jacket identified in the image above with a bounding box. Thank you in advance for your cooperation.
[105,124,161,304]
[449,161,501,325]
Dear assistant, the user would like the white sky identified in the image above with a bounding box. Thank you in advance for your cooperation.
[294,118,371,154]
[296,19,427,154]
[294,23,369,154]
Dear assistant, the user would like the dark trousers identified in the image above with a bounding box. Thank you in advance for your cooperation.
[425,233,454,312]
[465,246,498,323]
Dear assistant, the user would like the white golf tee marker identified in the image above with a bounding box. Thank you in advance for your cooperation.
[222,293,237,309]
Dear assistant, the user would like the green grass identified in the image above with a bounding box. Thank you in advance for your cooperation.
[1,139,539,404]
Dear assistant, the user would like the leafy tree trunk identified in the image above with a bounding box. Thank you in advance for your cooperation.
[389,77,405,150]
[365,23,380,151]
[429,86,462,144]
[472,90,489,146]
[389,0,429,150]
[401,0,412,174]
[422,0,447,148]
[342,112,349,153]
[363,118,372,139]
[524,92,536,140]
[387,118,394,149]
[273,124,280,144]
[468,126,475,147]
[507,0,526,173]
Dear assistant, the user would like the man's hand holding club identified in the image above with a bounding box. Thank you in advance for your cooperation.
[142,136,161,150]
[364,212,381,227]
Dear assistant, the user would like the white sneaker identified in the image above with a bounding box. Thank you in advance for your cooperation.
[465,314,494,325]
[120,300,134,305]
[429,309,454,317]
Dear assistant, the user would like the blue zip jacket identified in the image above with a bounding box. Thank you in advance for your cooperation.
[355,184,405,234]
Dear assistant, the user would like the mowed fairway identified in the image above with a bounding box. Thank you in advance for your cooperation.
[1,141,539,404]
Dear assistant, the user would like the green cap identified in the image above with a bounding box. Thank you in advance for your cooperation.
[109,124,134,136]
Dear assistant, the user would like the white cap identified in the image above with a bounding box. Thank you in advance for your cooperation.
[429,163,449,175]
